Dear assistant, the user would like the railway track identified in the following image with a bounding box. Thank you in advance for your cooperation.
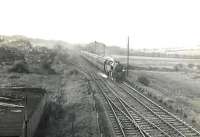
[77,57,200,137]
[91,73,173,137]
[114,82,200,137]
[91,73,147,137]
[106,81,186,137]
[91,72,200,137]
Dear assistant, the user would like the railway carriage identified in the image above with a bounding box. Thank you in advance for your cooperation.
[81,51,126,81]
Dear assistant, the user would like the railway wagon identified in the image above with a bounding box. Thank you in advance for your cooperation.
[81,51,126,81]
[0,87,47,137]
[81,51,105,70]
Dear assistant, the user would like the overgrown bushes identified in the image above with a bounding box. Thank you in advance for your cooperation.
[174,64,183,71]
[8,60,29,73]
[41,61,56,74]
[188,63,194,68]
[137,76,150,86]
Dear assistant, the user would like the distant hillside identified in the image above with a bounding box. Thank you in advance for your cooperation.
[30,38,72,49]
[82,41,200,59]
[0,35,72,65]
[0,35,73,49]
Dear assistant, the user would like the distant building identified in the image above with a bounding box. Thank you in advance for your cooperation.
[85,41,106,55]
[165,48,200,56]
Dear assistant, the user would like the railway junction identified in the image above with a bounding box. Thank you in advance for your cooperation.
[79,51,200,137]
[0,49,200,137]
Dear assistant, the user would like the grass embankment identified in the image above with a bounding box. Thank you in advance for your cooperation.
[127,70,200,129]
[34,52,100,137]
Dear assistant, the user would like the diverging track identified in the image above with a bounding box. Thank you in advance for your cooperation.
[117,83,200,137]
[90,72,200,137]
[91,73,147,137]
[91,73,167,137]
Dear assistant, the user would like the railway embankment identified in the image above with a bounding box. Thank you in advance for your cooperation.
[77,51,200,136]
[126,70,200,130]
[35,52,100,137]
[0,39,64,137]
[0,40,101,137]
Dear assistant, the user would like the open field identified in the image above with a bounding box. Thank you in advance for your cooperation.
[114,55,200,127]
[81,50,200,135]
[110,54,200,128]
[113,55,200,71]
[127,68,200,128]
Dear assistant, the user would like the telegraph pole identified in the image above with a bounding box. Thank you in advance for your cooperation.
[127,36,129,76]
[23,94,28,137]
[103,44,106,56]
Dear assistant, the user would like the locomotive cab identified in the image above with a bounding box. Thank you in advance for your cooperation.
[82,51,126,82]
[103,57,126,81]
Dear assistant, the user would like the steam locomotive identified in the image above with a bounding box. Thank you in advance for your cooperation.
[81,51,126,82]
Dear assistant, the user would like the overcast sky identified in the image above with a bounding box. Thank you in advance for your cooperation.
[0,0,200,49]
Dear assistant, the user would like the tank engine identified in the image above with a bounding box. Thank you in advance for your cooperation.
[81,51,126,82]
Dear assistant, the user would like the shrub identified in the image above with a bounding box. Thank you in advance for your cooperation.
[174,64,183,71]
[148,92,152,97]
[183,113,187,118]
[158,98,163,103]
[41,61,56,74]
[169,105,173,110]
[153,95,157,100]
[192,118,196,124]
[188,63,194,68]
[8,60,29,73]
[176,109,180,113]
[196,65,200,70]
[138,76,150,86]
[69,69,79,75]
[42,61,51,70]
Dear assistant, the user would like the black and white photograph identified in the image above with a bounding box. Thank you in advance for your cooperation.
[0,0,200,137]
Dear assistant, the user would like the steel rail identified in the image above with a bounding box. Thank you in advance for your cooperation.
[104,92,126,137]
[105,92,146,137]
[122,82,200,137]
[91,73,147,137]
[109,92,147,137]
[94,73,170,137]
[91,73,126,137]
[101,80,171,137]
[77,56,200,136]
[115,82,186,137]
